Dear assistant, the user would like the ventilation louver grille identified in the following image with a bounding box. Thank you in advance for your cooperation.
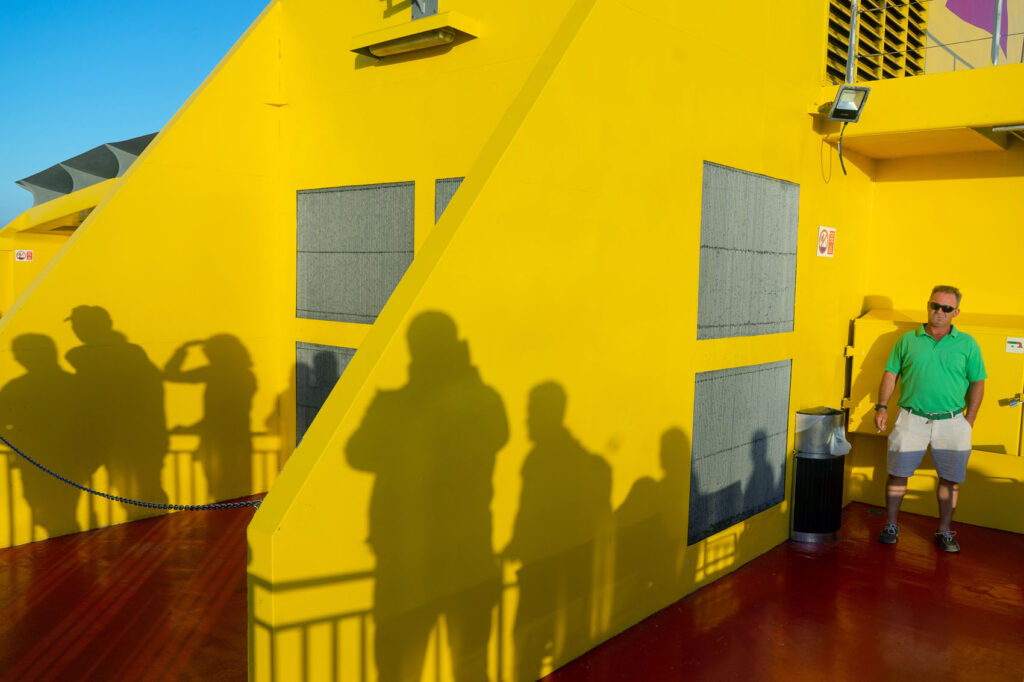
[825,0,927,83]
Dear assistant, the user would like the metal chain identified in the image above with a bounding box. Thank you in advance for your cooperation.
[0,433,261,511]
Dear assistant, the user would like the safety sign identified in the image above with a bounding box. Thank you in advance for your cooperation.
[817,226,836,257]
[1006,337,1024,354]
[14,250,33,262]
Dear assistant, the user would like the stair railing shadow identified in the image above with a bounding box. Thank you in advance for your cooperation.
[248,568,524,682]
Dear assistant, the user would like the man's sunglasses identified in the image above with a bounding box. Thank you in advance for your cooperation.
[928,302,956,313]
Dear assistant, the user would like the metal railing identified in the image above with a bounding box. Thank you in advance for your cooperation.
[844,0,1024,80]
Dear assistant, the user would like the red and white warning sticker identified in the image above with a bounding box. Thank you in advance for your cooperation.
[14,250,33,262]
[817,226,836,258]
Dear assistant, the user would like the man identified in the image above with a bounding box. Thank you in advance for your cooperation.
[874,285,986,553]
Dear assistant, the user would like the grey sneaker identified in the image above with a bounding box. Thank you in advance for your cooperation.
[878,523,898,544]
[935,530,960,553]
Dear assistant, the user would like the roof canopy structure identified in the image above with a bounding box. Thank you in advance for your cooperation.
[15,133,156,206]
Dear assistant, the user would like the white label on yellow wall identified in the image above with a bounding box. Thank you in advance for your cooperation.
[817,226,836,257]
[14,250,33,262]
[1006,337,1024,354]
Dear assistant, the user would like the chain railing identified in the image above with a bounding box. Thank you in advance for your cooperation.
[0,432,280,546]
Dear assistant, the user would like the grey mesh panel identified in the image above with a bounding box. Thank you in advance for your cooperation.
[435,177,464,223]
[688,360,791,545]
[697,162,799,340]
[297,182,415,324]
[296,342,356,444]
[297,253,415,323]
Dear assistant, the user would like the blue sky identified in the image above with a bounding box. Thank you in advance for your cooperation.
[0,0,268,226]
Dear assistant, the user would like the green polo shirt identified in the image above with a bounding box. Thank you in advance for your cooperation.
[884,325,986,414]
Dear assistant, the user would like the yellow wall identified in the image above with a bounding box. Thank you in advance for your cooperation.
[249,1,878,680]
[0,2,288,547]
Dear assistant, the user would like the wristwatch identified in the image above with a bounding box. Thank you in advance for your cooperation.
[873,404,887,411]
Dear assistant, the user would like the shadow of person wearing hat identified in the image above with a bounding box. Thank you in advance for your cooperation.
[65,306,168,518]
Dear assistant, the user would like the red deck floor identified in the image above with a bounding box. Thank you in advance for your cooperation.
[1,502,1022,681]
[546,503,1024,682]
[0,499,260,682]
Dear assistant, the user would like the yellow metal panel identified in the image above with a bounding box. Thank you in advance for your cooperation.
[827,126,1009,159]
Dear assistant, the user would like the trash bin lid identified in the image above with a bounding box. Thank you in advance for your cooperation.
[796,406,843,416]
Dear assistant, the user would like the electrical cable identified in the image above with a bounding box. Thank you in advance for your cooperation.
[838,121,849,176]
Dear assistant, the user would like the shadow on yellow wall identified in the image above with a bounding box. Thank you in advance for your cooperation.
[248,311,794,681]
[0,307,274,546]
[346,311,509,681]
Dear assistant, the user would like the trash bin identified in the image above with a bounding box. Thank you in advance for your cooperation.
[791,407,850,543]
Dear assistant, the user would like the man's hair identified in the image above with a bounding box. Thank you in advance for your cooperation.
[931,285,962,305]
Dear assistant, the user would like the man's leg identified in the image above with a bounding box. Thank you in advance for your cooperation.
[931,415,970,552]
[885,474,909,525]
[936,477,959,532]
[881,410,927,543]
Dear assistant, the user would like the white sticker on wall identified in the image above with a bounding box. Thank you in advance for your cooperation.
[816,226,836,257]
[1007,337,1024,354]
[14,250,33,262]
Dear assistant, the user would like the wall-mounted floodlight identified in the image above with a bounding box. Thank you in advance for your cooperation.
[350,12,479,61]
[826,85,871,176]
[364,27,456,58]
[827,85,871,123]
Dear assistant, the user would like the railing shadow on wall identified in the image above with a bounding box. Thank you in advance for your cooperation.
[0,432,281,547]
[248,567,522,682]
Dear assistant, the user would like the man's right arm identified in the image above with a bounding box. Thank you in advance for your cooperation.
[875,371,897,431]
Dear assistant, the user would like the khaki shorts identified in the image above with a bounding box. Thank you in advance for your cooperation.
[887,408,972,483]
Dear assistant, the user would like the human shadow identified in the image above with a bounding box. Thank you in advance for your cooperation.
[743,428,782,519]
[0,334,83,539]
[346,311,508,682]
[849,327,905,434]
[65,306,168,519]
[164,334,256,501]
[505,381,613,682]
[611,428,689,632]
[296,349,342,444]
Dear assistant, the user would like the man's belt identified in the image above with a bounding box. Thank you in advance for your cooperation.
[903,407,960,421]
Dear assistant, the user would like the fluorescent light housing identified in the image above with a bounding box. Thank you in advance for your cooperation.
[351,12,479,59]
[827,85,871,123]
[367,28,456,58]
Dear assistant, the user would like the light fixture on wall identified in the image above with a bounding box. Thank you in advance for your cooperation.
[364,27,457,58]
[827,85,871,123]
[350,12,479,61]
[827,85,871,175]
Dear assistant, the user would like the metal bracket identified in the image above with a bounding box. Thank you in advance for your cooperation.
[998,393,1022,407]
[411,0,438,19]
[843,345,855,358]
